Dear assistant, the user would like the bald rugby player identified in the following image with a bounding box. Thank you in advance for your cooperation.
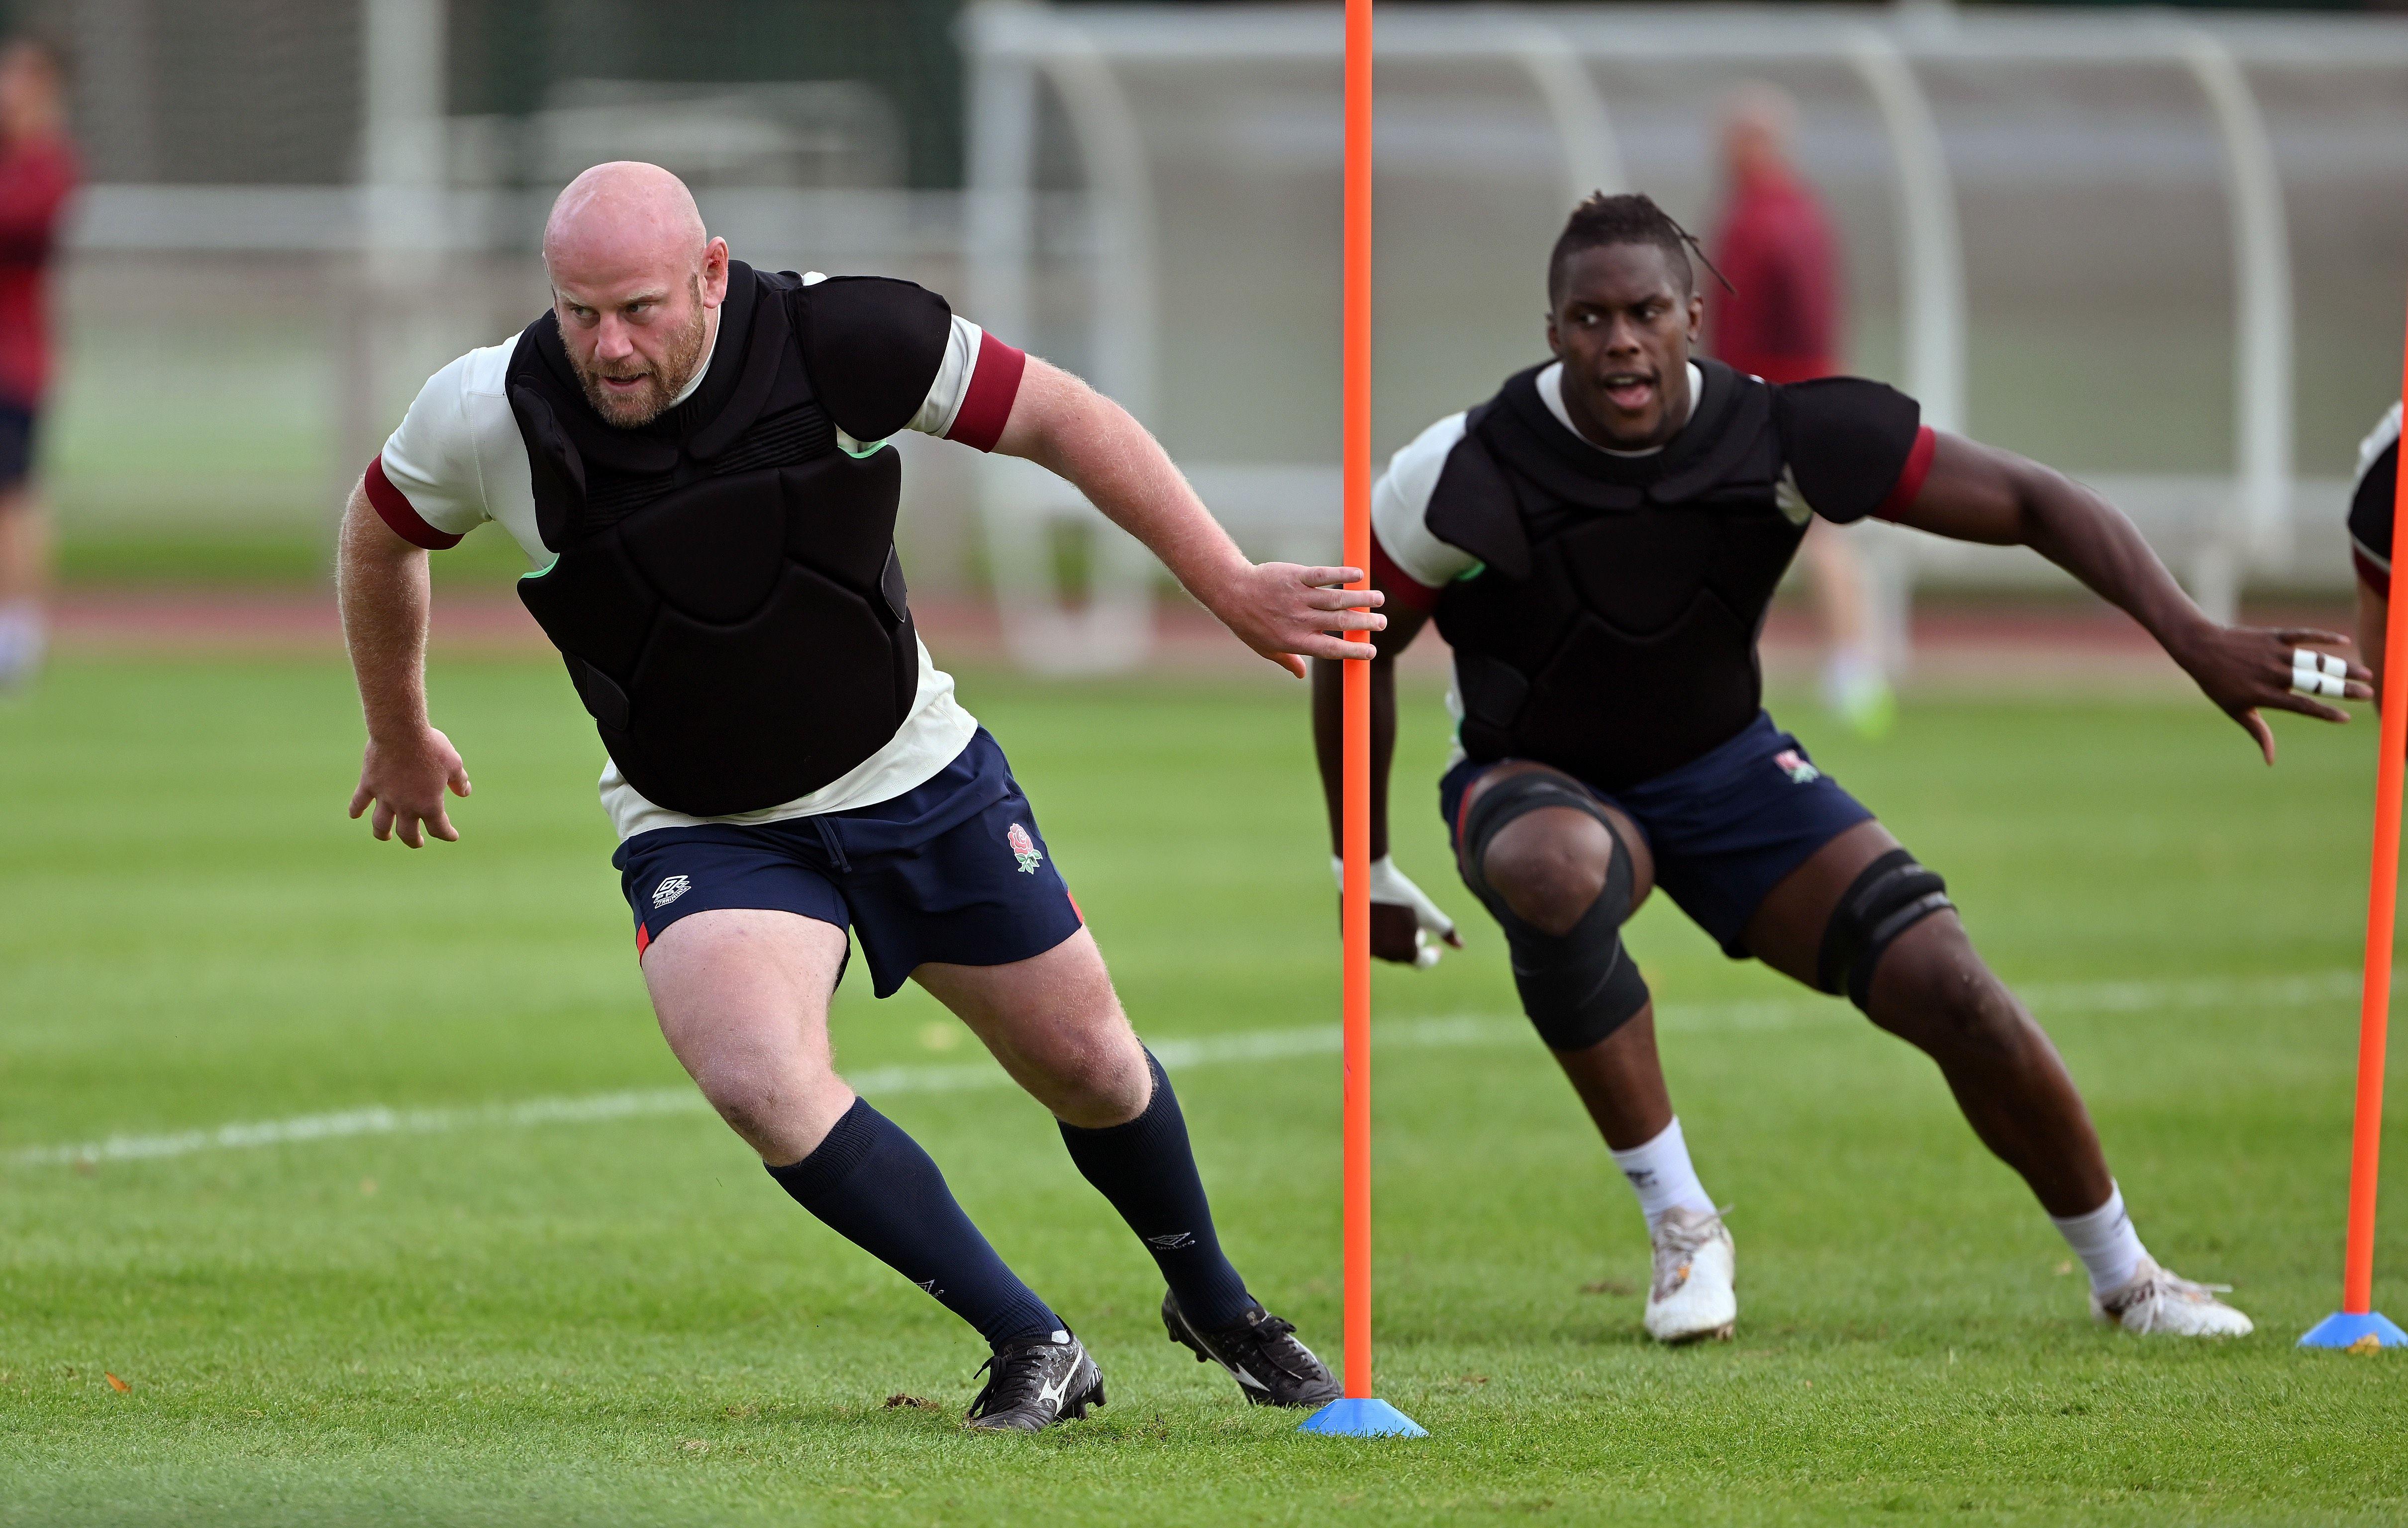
[1312,192,2368,1345]
[339,164,1375,1431]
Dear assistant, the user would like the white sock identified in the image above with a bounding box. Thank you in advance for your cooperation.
[2050,1183,2148,1295]
[1609,1116,1716,1232]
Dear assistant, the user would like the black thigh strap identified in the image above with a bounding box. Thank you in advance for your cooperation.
[1815,847,1953,1008]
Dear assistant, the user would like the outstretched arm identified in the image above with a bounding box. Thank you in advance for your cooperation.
[337,477,472,846]
[993,357,1383,676]
[1311,606,1420,861]
[1888,432,2372,762]
[1311,601,1461,963]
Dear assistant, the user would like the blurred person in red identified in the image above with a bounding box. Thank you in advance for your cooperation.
[0,35,74,691]
[1707,82,1892,736]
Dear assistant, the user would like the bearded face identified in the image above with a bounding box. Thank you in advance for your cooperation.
[565,277,711,428]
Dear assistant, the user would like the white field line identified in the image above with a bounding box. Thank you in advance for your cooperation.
[4,968,2365,1170]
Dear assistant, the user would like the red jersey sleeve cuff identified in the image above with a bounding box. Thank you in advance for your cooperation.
[1873,424,1938,521]
[365,456,463,550]
[1371,536,1441,614]
[944,331,1027,453]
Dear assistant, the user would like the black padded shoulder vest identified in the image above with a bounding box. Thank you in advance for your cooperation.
[1430,358,1802,790]
[508,262,919,817]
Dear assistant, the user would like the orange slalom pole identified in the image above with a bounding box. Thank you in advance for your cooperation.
[1339,0,1376,1402]
[2348,337,2408,1312]
[1302,0,1423,1433]
[2304,307,2408,1349]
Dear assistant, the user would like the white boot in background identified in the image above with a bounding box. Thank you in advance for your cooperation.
[1820,645,1894,739]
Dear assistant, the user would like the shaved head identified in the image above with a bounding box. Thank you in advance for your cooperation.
[544,161,708,280]
[543,162,729,428]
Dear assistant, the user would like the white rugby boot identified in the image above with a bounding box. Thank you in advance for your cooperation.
[1644,1205,1736,1343]
[2091,1257,2254,1337]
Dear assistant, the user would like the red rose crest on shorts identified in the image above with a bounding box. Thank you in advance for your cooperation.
[1772,748,1822,785]
[1007,822,1043,874]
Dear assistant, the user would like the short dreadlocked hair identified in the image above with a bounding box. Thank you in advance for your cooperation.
[1548,192,1705,306]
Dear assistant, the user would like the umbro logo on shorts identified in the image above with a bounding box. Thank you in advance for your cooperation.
[1772,749,1821,786]
[1007,822,1044,875]
[652,874,693,908]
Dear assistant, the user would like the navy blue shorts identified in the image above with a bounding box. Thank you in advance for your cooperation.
[0,403,37,492]
[612,729,1084,997]
[1440,711,1873,958]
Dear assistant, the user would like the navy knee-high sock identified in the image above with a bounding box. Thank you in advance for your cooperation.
[766,1097,1062,1346]
[1058,1050,1255,1330]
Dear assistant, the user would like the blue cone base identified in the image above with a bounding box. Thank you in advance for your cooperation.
[2299,1311,2408,1348]
[1299,1397,1427,1437]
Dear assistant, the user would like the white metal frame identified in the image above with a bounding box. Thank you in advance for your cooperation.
[966,20,1167,669]
[363,0,450,267]
[2180,25,2296,616]
[965,1,2408,668]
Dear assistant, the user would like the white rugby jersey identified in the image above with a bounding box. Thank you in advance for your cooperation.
[368,274,1026,841]
[1371,362,1709,590]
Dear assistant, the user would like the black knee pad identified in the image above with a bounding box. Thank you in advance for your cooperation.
[1816,847,1953,1011]
[1459,772,1651,1050]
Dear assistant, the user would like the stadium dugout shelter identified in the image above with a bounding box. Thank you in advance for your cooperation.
[962,0,2408,672]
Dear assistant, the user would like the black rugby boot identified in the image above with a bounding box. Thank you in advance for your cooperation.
[1161,1292,1341,1408]
[962,1332,1105,1432]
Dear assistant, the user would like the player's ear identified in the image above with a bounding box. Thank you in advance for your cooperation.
[1685,291,1705,341]
[1544,307,1565,359]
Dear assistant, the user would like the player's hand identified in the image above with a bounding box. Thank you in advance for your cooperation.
[349,726,472,847]
[2174,624,2372,764]
[1202,563,1385,678]
[1333,855,1464,967]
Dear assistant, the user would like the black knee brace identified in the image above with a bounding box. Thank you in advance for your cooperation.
[1459,772,1651,1050]
[1815,848,1953,1011]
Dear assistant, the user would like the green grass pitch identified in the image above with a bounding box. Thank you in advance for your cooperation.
[1,655,2402,1526]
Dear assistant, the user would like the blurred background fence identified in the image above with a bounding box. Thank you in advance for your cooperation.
[11,0,2408,668]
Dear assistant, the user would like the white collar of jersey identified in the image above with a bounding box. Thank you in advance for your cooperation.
[2360,400,2404,486]
[1536,361,1707,457]
[665,311,722,410]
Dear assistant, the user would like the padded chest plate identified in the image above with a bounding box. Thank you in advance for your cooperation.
[1430,361,1806,790]
[503,264,920,817]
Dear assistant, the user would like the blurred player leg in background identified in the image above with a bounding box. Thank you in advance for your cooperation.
[0,414,46,689]
[0,35,75,693]
[1707,82,1893,737]
[1801,519,1894,736]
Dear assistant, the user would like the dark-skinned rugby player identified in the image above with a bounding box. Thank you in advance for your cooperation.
[1309,193,2370,1342]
